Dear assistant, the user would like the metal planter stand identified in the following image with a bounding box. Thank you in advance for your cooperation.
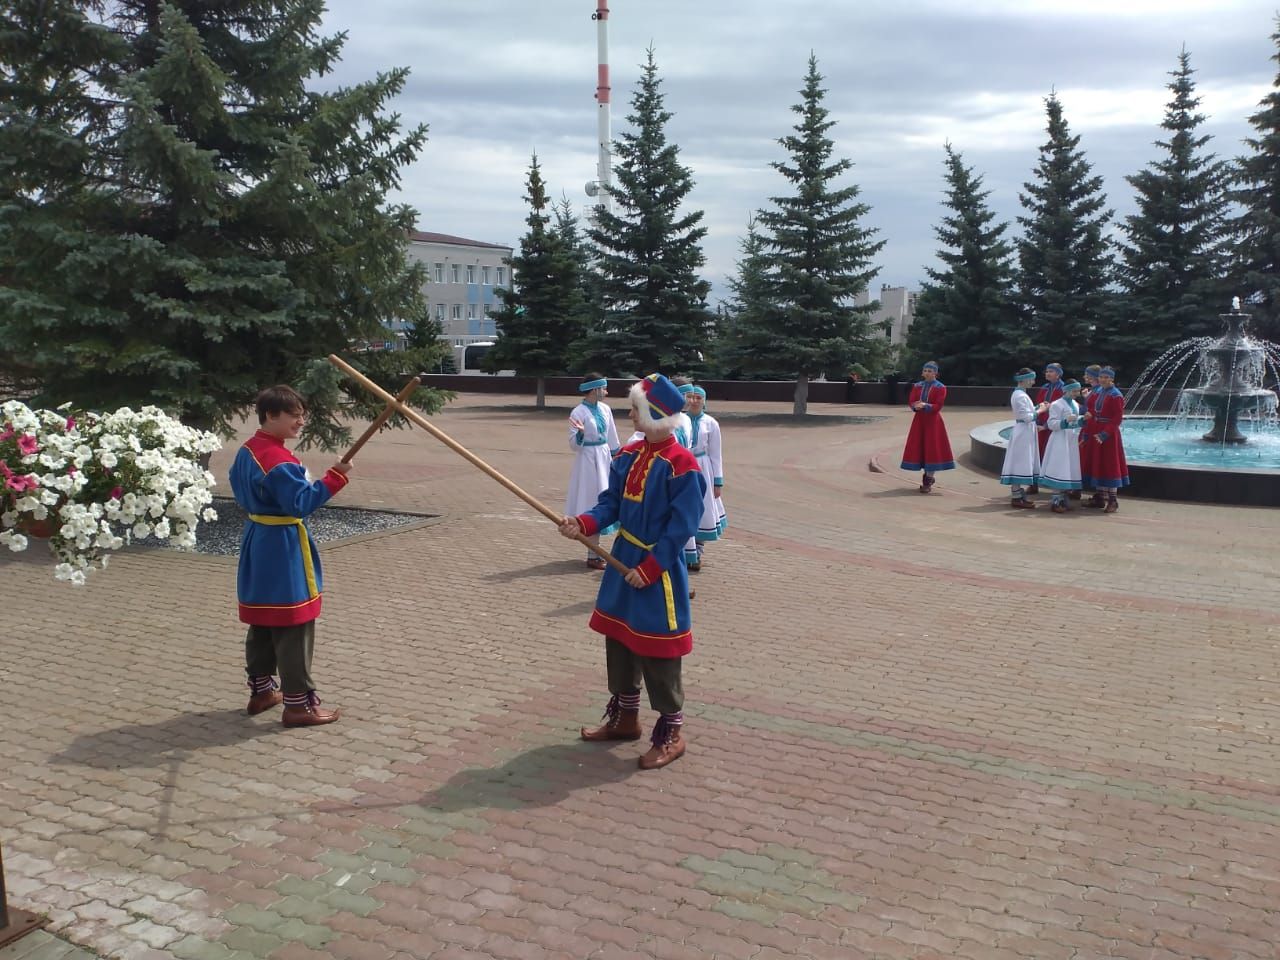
[0,843,44,947]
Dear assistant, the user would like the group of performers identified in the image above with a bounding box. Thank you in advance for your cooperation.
[229,372,724,772]
[900,360,1130,513]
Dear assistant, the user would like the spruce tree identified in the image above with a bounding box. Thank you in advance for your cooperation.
[716,217,785,379]
[0,0,444,448]
[907,145,1024,385]
[485,155,589,408]
[750,55,885,415]
[1115,50,1233,371]
[1232,18,1280,342]
[1016,93,1115,375]
[551,195,605,351]
[579,48,712,377]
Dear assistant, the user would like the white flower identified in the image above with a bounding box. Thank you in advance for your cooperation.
[1,532,27,552]
[98,451,118,468]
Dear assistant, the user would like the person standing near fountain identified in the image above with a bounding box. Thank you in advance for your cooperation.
[1079,366,1129,513]
[1040,379,1085,513]
[899,361,955,493]
[1030,363,1066,493]
[1001,368,1048,508]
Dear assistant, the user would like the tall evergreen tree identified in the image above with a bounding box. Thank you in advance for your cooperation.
[485,155,589,408]
[578,48,711,376]
[1232,18,1280,342]
[716,217,785,378]
[748,55,885,415]
[1114,50,1233,372]
[551,195,604,352]
[907,145,1024,385]
[0,0,444,448]
[1016,93,1115,375]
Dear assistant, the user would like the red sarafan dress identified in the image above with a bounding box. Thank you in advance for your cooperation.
[1079,385,1130,488]
[900,380,955,473]
[1036,380,1064,458]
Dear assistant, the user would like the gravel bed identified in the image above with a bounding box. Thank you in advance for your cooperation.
[141,497,434,556]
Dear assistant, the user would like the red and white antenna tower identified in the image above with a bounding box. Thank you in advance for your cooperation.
[585,2,612,220]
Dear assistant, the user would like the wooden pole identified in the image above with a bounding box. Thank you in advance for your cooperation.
[340,376,420,463]
[328,355,631,577]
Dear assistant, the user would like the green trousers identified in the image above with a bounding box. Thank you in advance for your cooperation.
[605,637,683,715]
[245,621,315,695]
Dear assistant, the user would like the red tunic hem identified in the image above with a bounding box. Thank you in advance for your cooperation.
[239,596,323,627]
[589,609,692,658]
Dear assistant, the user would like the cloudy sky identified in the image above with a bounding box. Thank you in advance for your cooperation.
[318,1,1277,304]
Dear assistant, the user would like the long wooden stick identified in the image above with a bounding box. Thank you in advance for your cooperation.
[341,376,420,463]
[329,354,631,576]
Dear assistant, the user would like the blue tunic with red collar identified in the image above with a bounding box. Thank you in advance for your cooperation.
[229,431,348,626]
[577,435,707,658]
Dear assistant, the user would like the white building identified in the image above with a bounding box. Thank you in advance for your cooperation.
[854,284,918,345]
[389,231,513,354]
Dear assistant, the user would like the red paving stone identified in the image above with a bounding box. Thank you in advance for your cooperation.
[2,395,1279,959]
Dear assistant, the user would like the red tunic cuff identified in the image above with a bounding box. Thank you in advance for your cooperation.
[322,469,349,496]
[635,555,663,585]
[577,513,600,537]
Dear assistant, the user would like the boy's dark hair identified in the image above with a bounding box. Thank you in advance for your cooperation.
[581,372,606,385]
[670,375,692,386]
[1016,367,1035,378]
[256,385,306,424]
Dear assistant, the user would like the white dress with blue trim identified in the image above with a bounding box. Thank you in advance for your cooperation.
[1000,388,1042,487]
[688,412,726,542]
[1039,396,1083,490]
[566,400,620,535]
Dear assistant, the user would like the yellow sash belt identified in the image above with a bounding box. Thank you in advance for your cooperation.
[248,514,319,599]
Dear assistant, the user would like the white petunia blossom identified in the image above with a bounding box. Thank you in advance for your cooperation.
[1,401,220,583]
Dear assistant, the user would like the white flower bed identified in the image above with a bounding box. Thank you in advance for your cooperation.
[0,402,221,583]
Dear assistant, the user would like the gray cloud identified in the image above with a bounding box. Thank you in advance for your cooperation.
[317,0,1278,302]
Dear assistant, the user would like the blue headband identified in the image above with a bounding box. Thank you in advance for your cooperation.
[1099,367,1115,378]
[689,386,707,398]
[578,378,607,392]
[677,383,696,395]
[1046,363,1063,375]
[922,362,939,372]
[1062,379,1081,390]
[1014,372,1036,383]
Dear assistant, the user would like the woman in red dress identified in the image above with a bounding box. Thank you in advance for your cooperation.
[899,361,955,493]
[1078,366,1129,513]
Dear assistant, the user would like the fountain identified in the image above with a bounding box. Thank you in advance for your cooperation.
[969,300,1280,505]
[1178,303,1278,444]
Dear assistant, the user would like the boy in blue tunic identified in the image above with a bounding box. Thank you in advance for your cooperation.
[559,373,707,770]
[229,385,351,727]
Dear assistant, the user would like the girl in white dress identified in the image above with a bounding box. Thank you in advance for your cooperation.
[566,373,620,569]
[1040,379,1085,513]
[1000,368,1048,509]
[678,384,727,570]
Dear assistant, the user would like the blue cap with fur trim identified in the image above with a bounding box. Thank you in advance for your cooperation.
[1045,363,1063,375]
[1099,366,1116,378]
[637,373,685,423]
[922,361,939,372]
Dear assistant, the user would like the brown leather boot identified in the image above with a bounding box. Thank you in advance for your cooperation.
[246,689,282,716]
[581,707,642,741]
[282,696,340,727]
[639,731,686,770]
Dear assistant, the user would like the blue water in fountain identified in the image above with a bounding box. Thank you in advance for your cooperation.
[997,418,1280,469]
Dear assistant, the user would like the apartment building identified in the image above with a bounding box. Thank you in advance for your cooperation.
[854,284,918,345]
[383,230,513,352]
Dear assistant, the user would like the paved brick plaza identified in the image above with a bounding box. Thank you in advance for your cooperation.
[2,395,1278,960]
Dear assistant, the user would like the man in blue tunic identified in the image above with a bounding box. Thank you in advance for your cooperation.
[559,373,706,769]
[229,385,351,727]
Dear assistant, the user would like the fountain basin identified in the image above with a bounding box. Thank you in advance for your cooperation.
[969,418,1280,506]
